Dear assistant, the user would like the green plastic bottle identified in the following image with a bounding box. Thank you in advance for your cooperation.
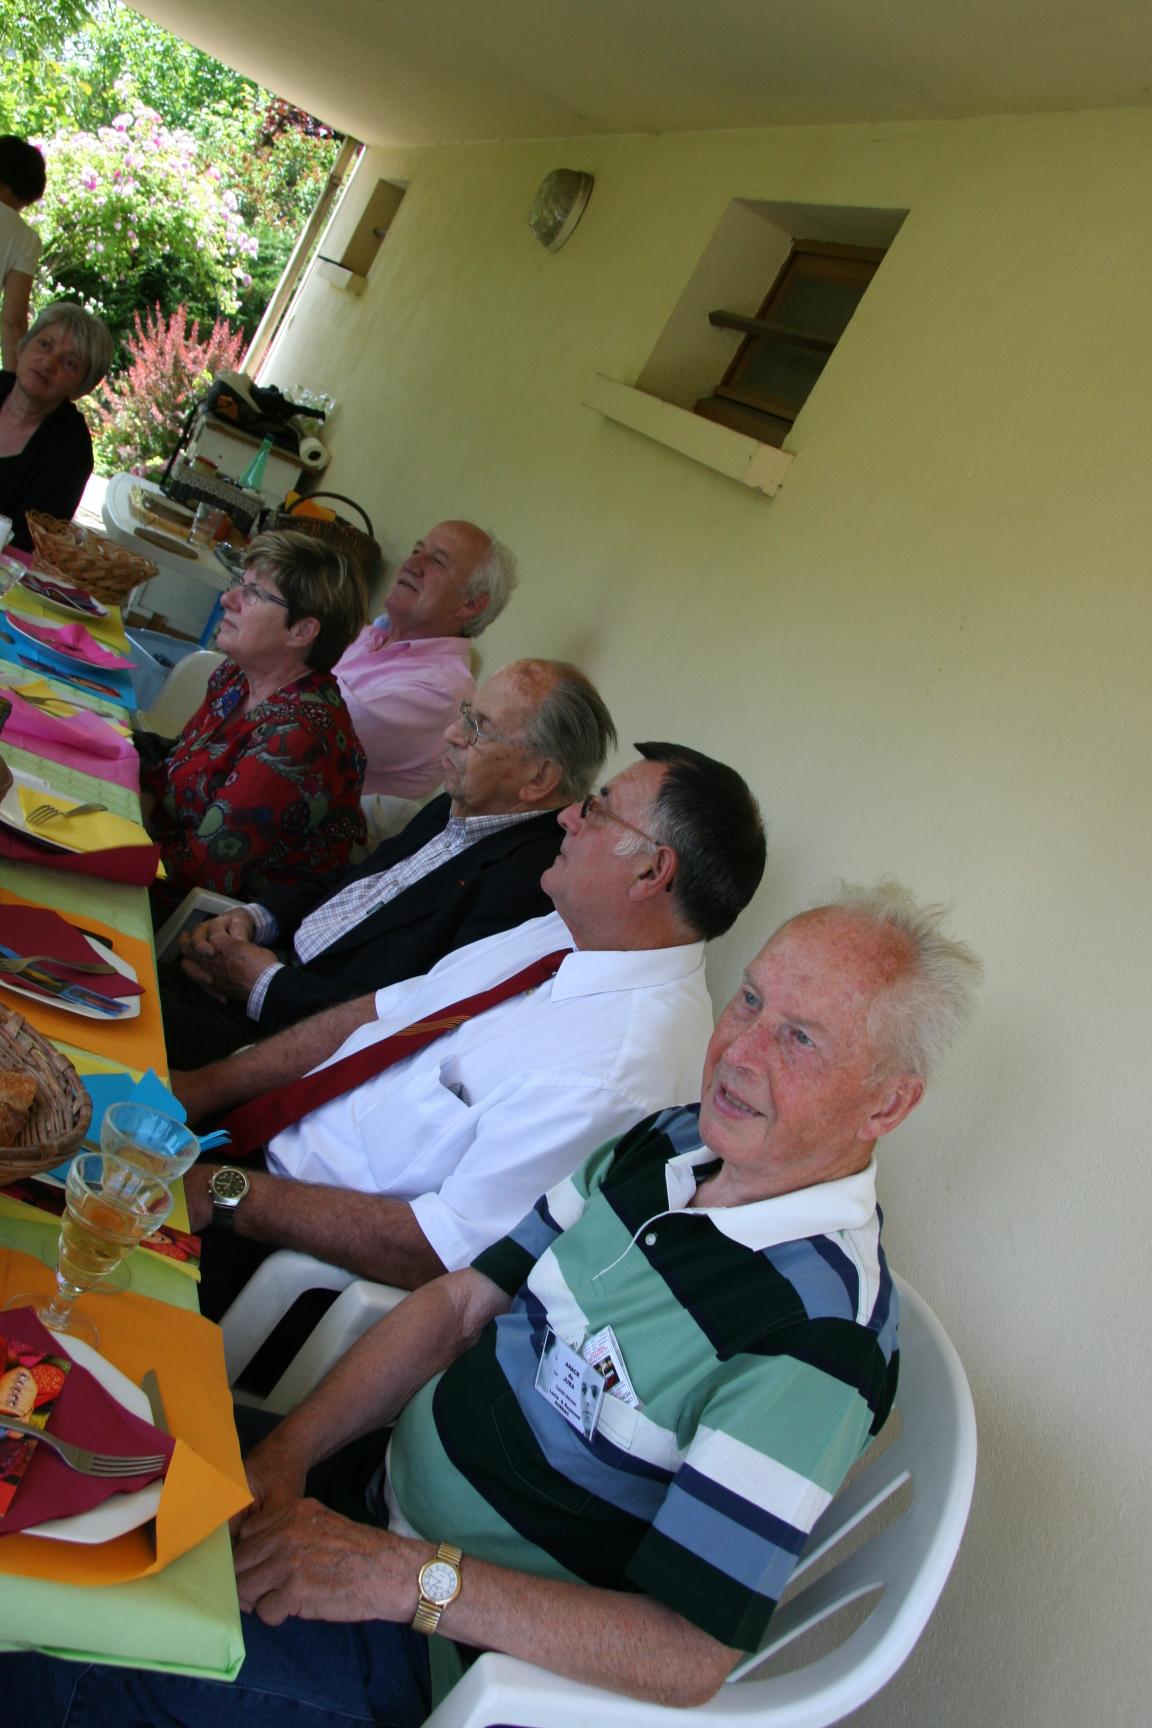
[238,435,274,492]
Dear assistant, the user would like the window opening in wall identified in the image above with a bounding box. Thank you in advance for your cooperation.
[695,240,884,447]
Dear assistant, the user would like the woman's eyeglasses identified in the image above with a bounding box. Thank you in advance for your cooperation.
[226,574,290,611]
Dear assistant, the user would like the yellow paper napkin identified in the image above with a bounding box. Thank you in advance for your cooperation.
[17,788,155,852]
[2,677,81,718]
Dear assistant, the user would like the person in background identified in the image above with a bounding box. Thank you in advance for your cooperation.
[0,136,45,370]
[143,531,368,912]
[0,301,113,550]
[159,659,615,1064]
[334,518,516,799]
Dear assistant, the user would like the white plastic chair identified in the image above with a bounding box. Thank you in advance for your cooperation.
[224,1269,976,1727]
[133,648,224,736]
[421,1274,977,1728]
[221,1250,408,1413]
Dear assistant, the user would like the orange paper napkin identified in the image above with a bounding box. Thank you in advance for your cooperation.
[0,1248,250,1584]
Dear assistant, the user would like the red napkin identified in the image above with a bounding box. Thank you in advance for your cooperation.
[0,906,144,998]
[0,825,162,885]
[0,1307,174,1537]
[6,614,134,672]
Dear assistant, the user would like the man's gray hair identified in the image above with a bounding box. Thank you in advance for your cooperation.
[518,661,616,801]
[827,879,983,1081]
[460,533,517,637]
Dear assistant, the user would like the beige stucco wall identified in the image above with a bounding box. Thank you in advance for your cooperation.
[265,107,1152,1724]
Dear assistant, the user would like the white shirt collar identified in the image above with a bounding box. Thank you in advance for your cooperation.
[550,929,707,1001]
[662,1145,880,1250]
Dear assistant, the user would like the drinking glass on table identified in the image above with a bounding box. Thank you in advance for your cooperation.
[100,1102,199,1185]
[4,1151,172,1347]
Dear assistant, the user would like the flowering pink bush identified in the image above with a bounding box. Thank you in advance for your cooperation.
[88,302,247,475]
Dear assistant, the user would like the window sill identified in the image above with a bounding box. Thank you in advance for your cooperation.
[316,258,367,295]
[582,374,794,497]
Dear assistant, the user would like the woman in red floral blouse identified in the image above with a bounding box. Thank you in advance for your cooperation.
[144,531,368,909]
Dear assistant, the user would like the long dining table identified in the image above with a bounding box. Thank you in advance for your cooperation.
[0,564,247,1681]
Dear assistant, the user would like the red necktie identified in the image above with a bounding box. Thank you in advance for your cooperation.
[219,949,571,1158]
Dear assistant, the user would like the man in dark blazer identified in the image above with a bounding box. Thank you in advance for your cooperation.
[159,659,616,1065]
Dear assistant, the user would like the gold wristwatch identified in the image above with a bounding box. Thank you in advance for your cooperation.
[412,1541,463,1635]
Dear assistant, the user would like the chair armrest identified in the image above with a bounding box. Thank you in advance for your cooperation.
[220,1249,358,1387]
[260,1276,409,1414]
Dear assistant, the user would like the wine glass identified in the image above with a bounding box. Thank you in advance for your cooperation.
[100,1103,199,1184]
[4,1152,173,1347]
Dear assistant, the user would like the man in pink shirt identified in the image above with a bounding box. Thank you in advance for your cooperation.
[334,519,517,798]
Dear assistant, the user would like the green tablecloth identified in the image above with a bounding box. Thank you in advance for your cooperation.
[0,728,245,1682]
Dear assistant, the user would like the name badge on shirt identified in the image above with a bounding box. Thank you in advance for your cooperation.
[535,1327,605,1439]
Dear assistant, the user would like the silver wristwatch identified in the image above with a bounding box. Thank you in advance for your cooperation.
[412,1542,463,1635]
[208,1165,250,1229]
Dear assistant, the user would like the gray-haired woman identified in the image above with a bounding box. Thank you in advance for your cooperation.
[0,300,114,550]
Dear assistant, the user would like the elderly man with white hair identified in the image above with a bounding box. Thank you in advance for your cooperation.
[7,881,982,1727]
[334,518,518,800]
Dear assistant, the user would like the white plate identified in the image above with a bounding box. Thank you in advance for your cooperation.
[2,609,129,672]
[17,573,109,620]
[24,1335,163,1543]
[0,771,147,901]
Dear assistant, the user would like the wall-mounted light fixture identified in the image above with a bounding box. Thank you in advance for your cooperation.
[529,169,594,252]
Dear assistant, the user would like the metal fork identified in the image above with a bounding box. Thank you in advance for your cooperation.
[1,1415,167,1477]
[25,800,108,826]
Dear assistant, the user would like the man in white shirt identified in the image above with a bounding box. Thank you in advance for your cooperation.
[334,519,517,799]
[176,743,768,1313]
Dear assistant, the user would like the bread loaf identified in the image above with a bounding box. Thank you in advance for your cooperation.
[0,1067,37,1144]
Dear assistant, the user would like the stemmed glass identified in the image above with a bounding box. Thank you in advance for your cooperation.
[4,1151,172,1347]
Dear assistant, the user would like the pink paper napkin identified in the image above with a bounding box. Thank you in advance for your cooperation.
[0,1307,174,1537]
[0,687,133,761]
[0,905,144,997]
[8,615,134,672]
[0,692,140,792]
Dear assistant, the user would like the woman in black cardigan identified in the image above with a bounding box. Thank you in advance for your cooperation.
[0,300,113,551]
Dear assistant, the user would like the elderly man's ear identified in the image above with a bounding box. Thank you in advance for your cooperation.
[859,1075,925,1144]
[517,757,568,807]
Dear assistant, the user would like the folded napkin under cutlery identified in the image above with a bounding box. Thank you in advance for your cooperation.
[0,908,144,1008]
[5,613,134,672]
[15,788,155,857]
[0,1308,174,1537]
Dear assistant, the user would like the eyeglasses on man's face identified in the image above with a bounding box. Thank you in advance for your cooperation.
[578,791,663,851]
[458,699,518,747]
[226,574,290,611]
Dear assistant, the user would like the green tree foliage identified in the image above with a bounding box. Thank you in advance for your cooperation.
[5,1,339,339]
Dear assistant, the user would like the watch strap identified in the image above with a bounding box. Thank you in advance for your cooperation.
[412,1541,463,1636]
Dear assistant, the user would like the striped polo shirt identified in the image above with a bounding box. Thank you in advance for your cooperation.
[389,1103,899,1656]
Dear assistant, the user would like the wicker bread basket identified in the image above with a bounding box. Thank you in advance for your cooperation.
[0,1006,92,1185]
[276,494,384,589]
[25,511,158,604]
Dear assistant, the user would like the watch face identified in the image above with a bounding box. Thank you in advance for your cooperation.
[420,1560,460,1605]
[212,1167,248,1202]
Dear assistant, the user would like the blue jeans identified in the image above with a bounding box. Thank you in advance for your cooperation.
[5,1618,431,1726]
